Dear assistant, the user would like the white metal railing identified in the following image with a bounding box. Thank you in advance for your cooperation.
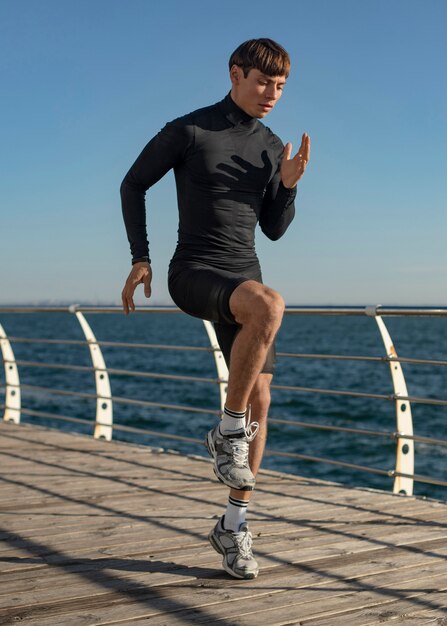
[1,305,447,497]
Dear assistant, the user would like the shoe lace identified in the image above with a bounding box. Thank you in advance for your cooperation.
[228,421,259,467]
[234,528,253,559]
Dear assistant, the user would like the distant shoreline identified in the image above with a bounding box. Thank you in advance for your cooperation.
[1,302,447,309]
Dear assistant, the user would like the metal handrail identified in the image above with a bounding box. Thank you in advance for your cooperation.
[2,398,445,447]
[0,382,220,416]
[1,304,447,315]
[267,417,447,447]
[5,337,447,367]
[287,306,447,316]
[270,384,447,406]
[3,360,447,406]
[1,305,446,497]
[3,359,220,385]
[277,352,447,367]
[0,390,447,446]
[5,336,213,352]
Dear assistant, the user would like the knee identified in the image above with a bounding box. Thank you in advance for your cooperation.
[253,288,284,343]
[230,282,285,340]
[264,289,285,323]
[249,286,285,328]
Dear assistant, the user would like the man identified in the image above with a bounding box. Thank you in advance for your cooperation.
[121,38,310,579]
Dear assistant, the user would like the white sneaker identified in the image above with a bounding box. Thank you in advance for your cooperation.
[205,421,259,490]
[208,516,259,579]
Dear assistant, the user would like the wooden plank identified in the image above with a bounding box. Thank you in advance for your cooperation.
[3,503,445,568]
[2,478,442,530]
[7,563,446,625]
[2,536,446,603]
[2,522,445,600]
[3,516,446,576]
[304,592,447,625]
[142,578,447,626]
[2,528,444,612]
[0,464,440,521]
[4,532,445,593]
[2,484,436,521]
[328,594,447,626]
[0,494,447,540]
[3,507,444,560]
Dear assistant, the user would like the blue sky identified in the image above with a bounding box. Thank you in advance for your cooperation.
[1,0,446,305]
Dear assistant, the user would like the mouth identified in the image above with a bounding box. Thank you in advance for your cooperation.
[259,103,273,111]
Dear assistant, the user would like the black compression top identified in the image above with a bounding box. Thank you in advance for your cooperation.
[121,93,297,272]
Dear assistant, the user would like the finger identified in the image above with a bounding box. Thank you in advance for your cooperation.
[122,283,136,313]
[128,294,135,313]
[283,142,292,161]
[121,292,129,316]
[143,274,152,299]
[297,134,310,164]
[304,134,311,161]
[293,134,305,161]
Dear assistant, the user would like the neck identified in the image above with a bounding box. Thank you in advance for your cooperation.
[230,88,251,117]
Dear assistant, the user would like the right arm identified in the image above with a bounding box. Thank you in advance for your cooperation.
[120,119,193,314]
[121,119,193,261]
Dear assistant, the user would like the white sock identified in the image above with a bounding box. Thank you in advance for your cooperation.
[223,495,249,532]
[220,406,246,434]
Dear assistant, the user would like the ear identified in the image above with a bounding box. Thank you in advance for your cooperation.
[230,64,242,86]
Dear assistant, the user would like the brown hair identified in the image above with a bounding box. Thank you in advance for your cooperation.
[229,38,291,78]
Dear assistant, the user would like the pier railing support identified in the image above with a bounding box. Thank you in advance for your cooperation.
[0,323,21,424]
[202,320,228,413]
[71,307,113,441]
[366,306,414,495]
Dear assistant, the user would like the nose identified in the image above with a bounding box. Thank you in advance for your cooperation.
[266,84,281,101]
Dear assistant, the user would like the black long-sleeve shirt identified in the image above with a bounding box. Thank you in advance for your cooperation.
[121,93,297,272]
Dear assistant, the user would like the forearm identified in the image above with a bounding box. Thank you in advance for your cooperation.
[259,181,297,240]
[120,176,150,261]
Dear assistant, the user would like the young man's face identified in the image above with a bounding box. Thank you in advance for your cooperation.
[230,66,287,118]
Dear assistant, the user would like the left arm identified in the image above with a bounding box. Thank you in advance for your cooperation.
[258,170,297,241]
[259,133,311,241]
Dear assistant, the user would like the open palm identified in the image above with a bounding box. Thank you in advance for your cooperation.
[280,133,311,189]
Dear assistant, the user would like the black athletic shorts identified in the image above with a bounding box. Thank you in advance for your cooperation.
[168,261,276,374]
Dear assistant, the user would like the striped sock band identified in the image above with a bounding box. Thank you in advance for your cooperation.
[224,407,246,419]
[220,406,246,434]
[229,495,249,508]
[224,495,249,532]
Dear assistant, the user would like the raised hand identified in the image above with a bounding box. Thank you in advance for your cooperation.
[280,133,311,189]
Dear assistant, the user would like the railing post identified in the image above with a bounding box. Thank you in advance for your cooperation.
[366,306,414,495]
[0,323,21,424]
[70,306,113,440]
[202,320,228,413]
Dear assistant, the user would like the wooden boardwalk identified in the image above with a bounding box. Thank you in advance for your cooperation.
[0,423,446,626]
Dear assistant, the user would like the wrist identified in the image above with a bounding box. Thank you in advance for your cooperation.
[132,256,151,265]
[280,180,297,191]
